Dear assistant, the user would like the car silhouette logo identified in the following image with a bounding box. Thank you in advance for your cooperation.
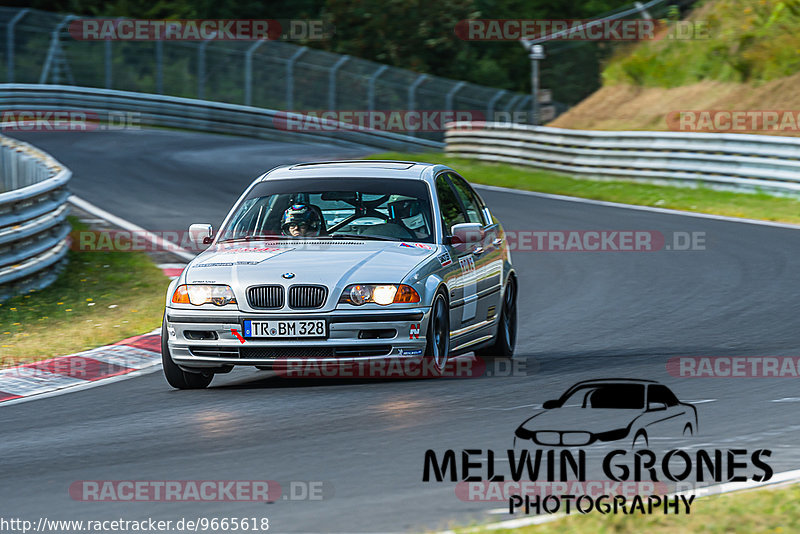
[514,378,698,449]
[282,272,296,279]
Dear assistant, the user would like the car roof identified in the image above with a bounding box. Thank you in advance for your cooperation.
[566,378,660,388]
[259,160,450,181]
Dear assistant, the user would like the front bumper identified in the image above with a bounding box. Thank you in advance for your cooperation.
[164,307,430,369]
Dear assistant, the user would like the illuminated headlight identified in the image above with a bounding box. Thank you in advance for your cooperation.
[171,284,237,306]
[339,284,420,306]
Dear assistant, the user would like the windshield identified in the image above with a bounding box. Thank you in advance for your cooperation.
[560,384,645,409]
[218,178,435,243]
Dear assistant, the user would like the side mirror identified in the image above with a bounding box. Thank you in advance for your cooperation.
[542,400,559,409]
[647,401,667,412]
[450,222,484,247]
[189,223,213,246]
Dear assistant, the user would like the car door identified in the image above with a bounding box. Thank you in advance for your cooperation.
[446,173,504,328]
[434,173,477,337]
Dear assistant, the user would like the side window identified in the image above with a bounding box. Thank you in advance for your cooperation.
[449,174,485,225]
[648,385,679,407]
[435,174,466,234]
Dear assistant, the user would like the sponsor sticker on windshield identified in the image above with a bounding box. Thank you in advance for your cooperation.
[399,242,434,250]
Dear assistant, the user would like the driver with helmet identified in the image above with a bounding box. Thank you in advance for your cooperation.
[281,204,323,237]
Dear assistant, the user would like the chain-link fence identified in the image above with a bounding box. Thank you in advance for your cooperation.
[0,8,538,142]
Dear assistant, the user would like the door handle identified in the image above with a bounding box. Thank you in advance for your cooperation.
[492,238,503,247]
[472,246,485,255]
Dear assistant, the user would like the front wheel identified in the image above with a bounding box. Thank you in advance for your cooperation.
[424,291,451,376]
[475,276,517,359]
[161,317,213,389]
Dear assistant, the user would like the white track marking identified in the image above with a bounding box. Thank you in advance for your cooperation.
[0,365,162,407]
[68,195,196,261]
[473,184,800,230]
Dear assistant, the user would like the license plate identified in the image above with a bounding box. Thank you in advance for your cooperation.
[243,319,327,338]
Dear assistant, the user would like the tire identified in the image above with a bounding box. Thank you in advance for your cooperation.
[424,290,450,376]
[475,276,517,359]
[632,430,649,449]
[161,317,213,389]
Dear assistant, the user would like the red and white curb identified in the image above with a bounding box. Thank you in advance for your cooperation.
[0,331,162,406]
[158,263,186,280]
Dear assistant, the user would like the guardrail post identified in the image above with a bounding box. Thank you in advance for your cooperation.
[286,47,308,111]
[104,38,112,88]
[197,39,212,99]
[407,74,428,138]
[487,90,507,123]
[244,40,267,106]
[367,65,389,112]
[6,9,29,83]
[39,15,76,84]
[445,81,466,114]
[499,94,523,123]
[155,40,163,94]
[328,55,350,111]
[515,95,531,120]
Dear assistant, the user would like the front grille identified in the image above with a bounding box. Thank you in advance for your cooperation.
[288,285,327,309]
[240,345,391,359]
[532,431,592,446]
[247,285,284,309]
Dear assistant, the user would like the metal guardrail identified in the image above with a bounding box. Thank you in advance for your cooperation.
[0,134,71,301]
[0,84,444,151]
[446,122,800,194]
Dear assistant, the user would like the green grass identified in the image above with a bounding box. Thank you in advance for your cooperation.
[0,218,170,363]
[368,152,800,224]
[466,484,800,533]
[603,0,800,87]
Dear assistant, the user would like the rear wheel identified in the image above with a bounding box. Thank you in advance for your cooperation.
[475,276,517,359]
[161,317,213,389]
[424,291,450,376]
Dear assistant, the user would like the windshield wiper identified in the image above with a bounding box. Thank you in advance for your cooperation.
[327,233,396,242]
[218,234,285,243]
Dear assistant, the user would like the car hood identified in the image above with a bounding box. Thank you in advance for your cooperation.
[518,407,643,434]
[183,240,436,305]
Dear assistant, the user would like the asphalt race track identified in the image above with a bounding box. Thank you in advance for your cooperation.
[3,130,800,532]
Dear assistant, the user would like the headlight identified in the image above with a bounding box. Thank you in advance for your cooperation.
[339,284,420,305]
[171,284,237,306]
